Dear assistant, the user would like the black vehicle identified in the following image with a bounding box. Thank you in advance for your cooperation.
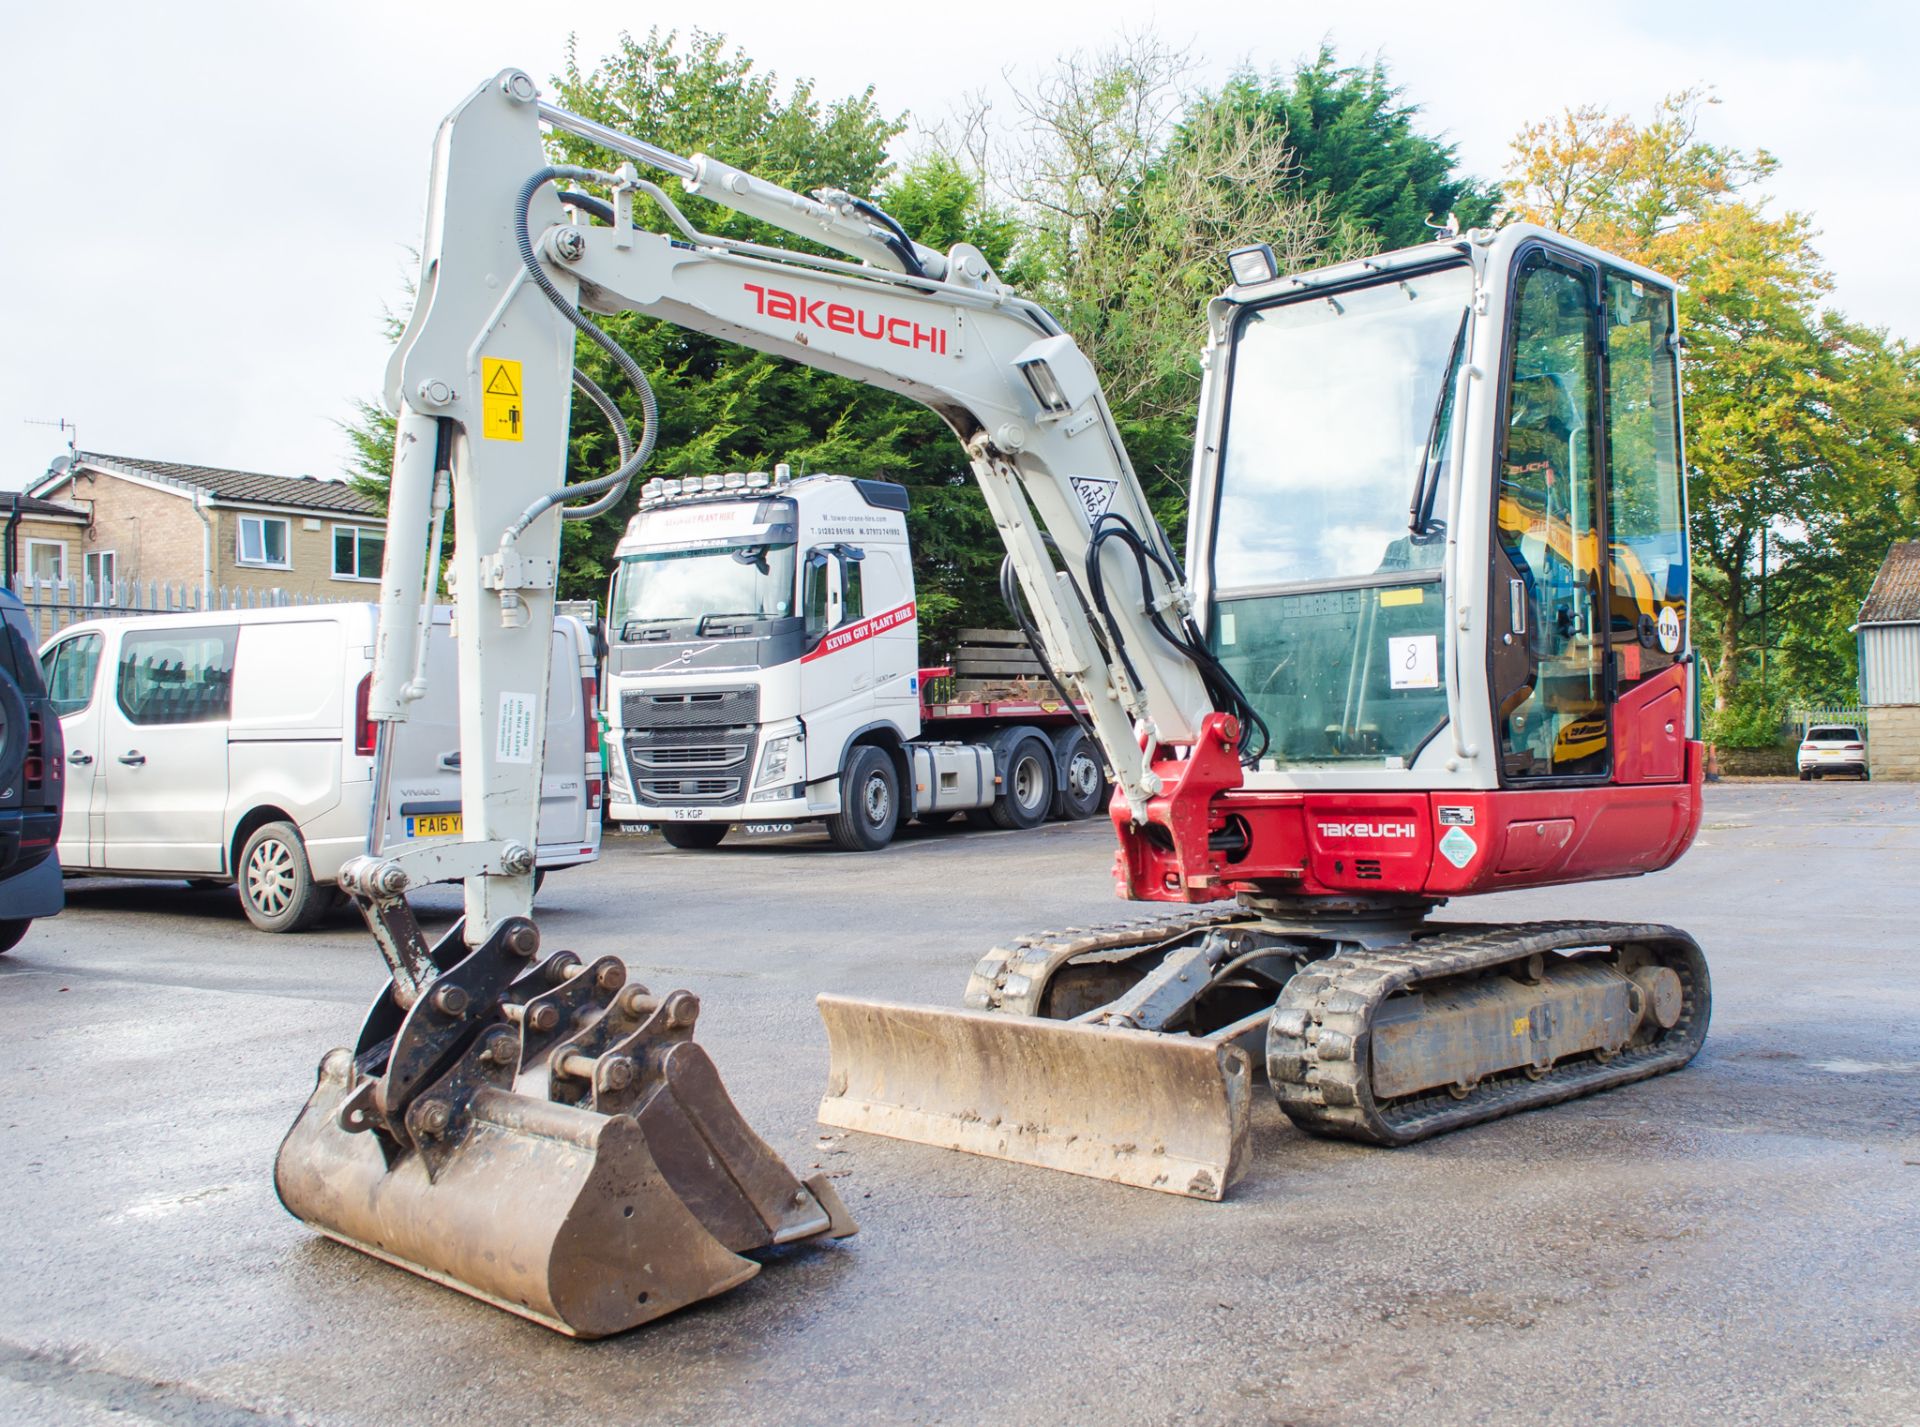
[0,590,62,951]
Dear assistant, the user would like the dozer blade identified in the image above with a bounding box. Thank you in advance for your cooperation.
[817,994,1251,1200]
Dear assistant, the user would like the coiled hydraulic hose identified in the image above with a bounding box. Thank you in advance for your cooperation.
[502,166,659,540]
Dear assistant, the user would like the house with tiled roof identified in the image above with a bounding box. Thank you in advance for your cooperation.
[27,452,382,600]
[1856,540,1920,779]
[0,490,93,584]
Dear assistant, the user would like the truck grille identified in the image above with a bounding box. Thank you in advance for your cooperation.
[622,687,758,806]
[622,688,759,728]
[634,743,750,769]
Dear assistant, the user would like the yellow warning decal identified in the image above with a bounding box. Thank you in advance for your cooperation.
[1512,1016,1529,1037]
[1379,587,1424,608]
[481,357,524,442]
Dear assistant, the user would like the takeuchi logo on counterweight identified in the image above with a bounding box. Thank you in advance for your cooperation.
[745,283,952,355]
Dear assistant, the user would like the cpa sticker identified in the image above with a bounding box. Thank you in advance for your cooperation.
[1656,606,1682,654]
[1438,826,1477,869]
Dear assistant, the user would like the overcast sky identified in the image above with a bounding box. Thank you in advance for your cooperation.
[1,0,1906,489]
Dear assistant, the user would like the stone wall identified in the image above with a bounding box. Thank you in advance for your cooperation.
[1868,705,1920,780]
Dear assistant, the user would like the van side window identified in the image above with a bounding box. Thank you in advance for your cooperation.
[117,627,238,726]
[42,633,102,716]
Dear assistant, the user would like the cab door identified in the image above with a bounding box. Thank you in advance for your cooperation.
[100,624,236,872]
[1601,271,1690,782]
[798,546,876,783]
[39,630,106,867]
[1490,248,1611,780]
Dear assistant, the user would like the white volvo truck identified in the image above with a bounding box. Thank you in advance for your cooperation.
[603,467,1109,850]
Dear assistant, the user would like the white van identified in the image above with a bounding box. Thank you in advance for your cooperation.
[37,604,602,932]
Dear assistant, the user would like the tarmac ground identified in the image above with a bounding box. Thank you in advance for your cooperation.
[0,781,1914,1425]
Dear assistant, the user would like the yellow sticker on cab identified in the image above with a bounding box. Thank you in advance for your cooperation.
[481,357,524,441]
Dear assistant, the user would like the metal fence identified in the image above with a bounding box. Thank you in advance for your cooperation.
[1790,705,1870,739]
[8,575,345,645]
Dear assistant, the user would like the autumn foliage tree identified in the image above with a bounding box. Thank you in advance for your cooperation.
[1504,90,1920,711]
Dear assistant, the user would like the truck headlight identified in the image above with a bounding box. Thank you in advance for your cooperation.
[756,735,794,787]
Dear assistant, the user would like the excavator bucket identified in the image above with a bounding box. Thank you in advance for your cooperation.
[277,929,854,1339]
[816,994,1252,1200]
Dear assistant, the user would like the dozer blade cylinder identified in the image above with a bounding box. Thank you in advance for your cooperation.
[817,995,1251,1200]
[276,1049,759,1339]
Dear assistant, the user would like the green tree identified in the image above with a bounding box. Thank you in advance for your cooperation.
[941,33,1340,530]
[1215,46,1500,252]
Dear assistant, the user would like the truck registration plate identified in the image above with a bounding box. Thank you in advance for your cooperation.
[407,813,463,838]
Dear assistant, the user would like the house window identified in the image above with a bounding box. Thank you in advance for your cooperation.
[332,524,384,581]
[85,549,117,592]
[25,539,65,582]
[237,515,290,568]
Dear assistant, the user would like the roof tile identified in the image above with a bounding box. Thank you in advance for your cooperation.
[65,452,378,516]
[1859,541,1920,625]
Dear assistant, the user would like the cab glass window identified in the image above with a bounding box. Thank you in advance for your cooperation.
[802,553,830,646]
[841,555,864,622]
[116,627,238,725]
[1604,272,1688,684]
[42,633,102,716]
[1493,252,1608,779]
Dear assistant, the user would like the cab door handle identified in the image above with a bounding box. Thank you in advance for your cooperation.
[118,751,147,766]
[69,751,93,766]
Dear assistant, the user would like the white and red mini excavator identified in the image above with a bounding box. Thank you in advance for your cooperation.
[277,69,1707,1334]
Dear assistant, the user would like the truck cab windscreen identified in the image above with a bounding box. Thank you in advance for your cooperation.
[613,542,798,640]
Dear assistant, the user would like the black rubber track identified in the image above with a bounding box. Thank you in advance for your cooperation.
[1265,920,1711,1146]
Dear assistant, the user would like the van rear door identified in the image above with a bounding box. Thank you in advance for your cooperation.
[382,617,592,858]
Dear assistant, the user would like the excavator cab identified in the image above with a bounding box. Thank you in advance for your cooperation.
[822,229,1708,1197]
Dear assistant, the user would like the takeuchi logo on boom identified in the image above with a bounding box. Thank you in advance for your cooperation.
[745,283,952,355]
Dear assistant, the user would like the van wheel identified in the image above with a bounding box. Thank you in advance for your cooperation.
[990,736,1055,830]
[239,821,330,933]
[1053,733,1108,821]
[662,823,728,850]
[0,919,29,954]
[827,746,899,851]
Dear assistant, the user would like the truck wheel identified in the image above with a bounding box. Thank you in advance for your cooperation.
[990,736,1055,830]
[662,823,728,850]
[827,746,899,852]
[0,919,29,954]
[239,821,330,933]
[1053,733,1108,821]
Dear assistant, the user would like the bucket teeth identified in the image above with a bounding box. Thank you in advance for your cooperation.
[277,945,853,1337]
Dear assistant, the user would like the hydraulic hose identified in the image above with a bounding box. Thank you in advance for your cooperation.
[1082,511,1271,767]
[562,368,634,521]
[998,551,1100,749]
[503,166,659,540]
